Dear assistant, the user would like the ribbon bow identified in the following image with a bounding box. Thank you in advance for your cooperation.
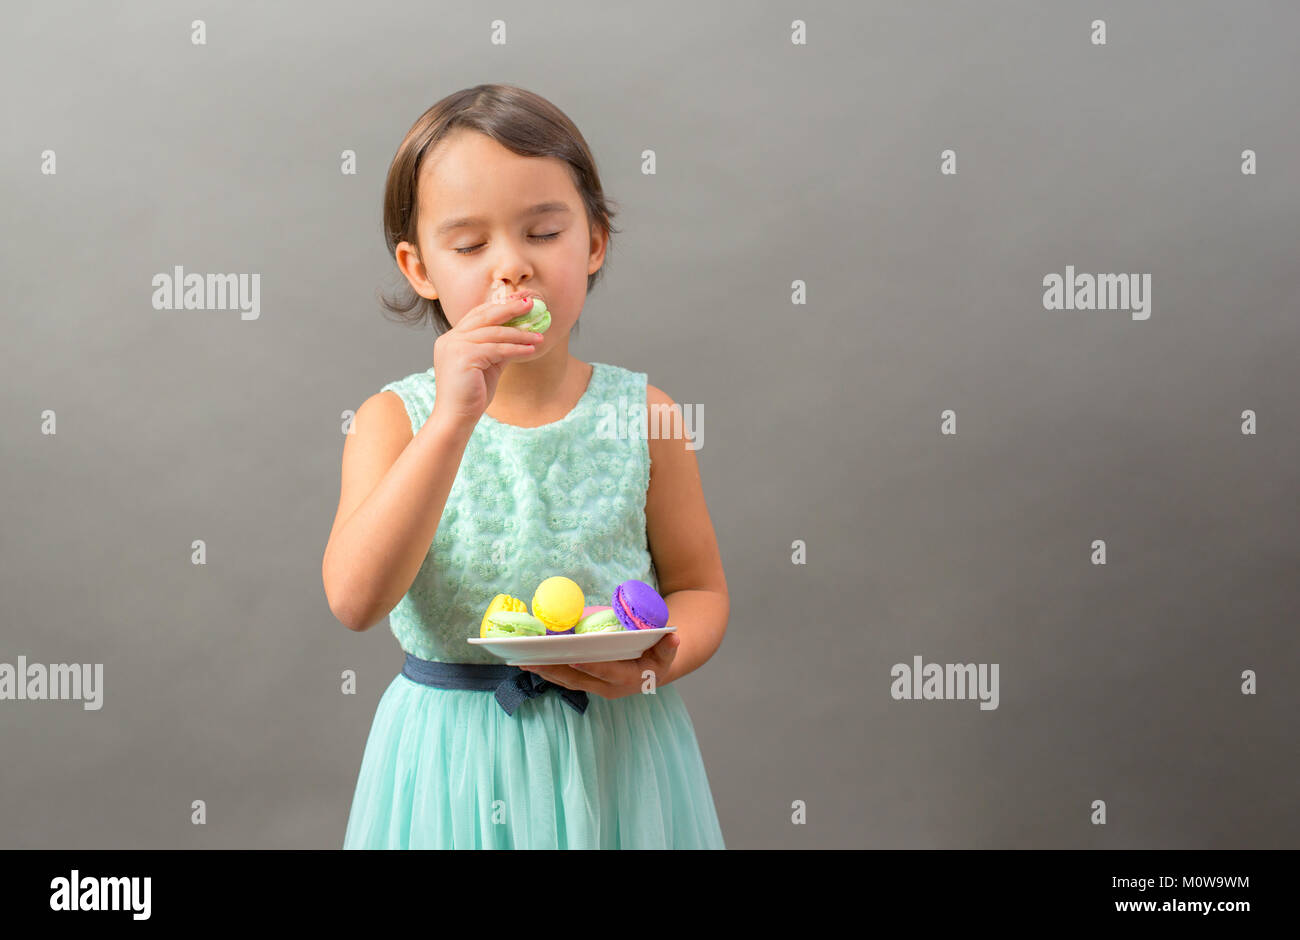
[495,667,589,717]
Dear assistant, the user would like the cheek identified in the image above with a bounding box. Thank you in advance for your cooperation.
[564,244,593,290]
[435,268,477,308]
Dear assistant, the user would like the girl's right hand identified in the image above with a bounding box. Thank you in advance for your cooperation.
[430,295,544,428]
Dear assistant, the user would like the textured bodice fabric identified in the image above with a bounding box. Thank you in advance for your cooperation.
[377,361,659,663]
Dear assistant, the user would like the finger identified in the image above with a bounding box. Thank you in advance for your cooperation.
[628,649,661,680]
[461,325,545,346]
[654,633,679,662]
[532,664,613,693]
[458,295,536,332]
[466,343,541,370]
[598,659,655,691]
[646,636,678,678]
[567,659,624,681]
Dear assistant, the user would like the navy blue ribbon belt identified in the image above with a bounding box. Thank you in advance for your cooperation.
[401,652,589,717]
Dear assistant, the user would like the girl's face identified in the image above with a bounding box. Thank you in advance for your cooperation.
[397,129,606,348]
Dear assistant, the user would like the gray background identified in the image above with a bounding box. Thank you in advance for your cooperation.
[2,0,1297,848]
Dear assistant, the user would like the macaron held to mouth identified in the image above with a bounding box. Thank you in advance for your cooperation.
[491,281,551,335]
[503,297,551,334]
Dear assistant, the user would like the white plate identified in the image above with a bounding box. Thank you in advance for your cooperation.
[467,626,676,666]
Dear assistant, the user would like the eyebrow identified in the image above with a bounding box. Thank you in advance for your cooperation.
[435,201,572,236]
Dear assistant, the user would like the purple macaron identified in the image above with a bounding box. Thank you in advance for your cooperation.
[611,580,668,631]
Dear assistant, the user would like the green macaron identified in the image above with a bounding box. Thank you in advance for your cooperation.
[483,610,546,638]
[503,298,551,334]
[573,609,624,634]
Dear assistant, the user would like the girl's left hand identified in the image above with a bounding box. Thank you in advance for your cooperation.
[519,633,681,700]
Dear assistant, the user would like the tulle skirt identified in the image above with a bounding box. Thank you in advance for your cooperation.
[342,671,726,849]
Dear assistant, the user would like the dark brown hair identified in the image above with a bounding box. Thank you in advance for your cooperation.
[379,84,621,336]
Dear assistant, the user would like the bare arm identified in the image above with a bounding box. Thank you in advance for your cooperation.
[321,392,474,632]
[643,383,729,685]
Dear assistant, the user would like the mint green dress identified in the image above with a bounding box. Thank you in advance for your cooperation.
[342,361,726,849]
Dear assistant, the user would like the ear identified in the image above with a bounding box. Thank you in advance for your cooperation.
[587,223,608,277]
[395,240,439,301]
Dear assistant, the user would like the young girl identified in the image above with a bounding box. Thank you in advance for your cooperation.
[323,84,729,849]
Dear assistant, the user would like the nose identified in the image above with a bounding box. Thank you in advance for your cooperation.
[491,247,534,292]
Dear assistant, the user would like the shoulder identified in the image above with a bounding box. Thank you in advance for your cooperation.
[643,381,690,480]
[646,381,672,409]
[355,387,415,445]
[373,368,436,435]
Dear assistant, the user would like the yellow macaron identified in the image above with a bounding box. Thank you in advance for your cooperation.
[531,577,586,633]
[480,594,529,638]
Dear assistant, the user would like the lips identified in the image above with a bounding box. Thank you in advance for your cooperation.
[491,283,543,305]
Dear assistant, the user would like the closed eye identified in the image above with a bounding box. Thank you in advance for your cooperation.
[454,233,561,255]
